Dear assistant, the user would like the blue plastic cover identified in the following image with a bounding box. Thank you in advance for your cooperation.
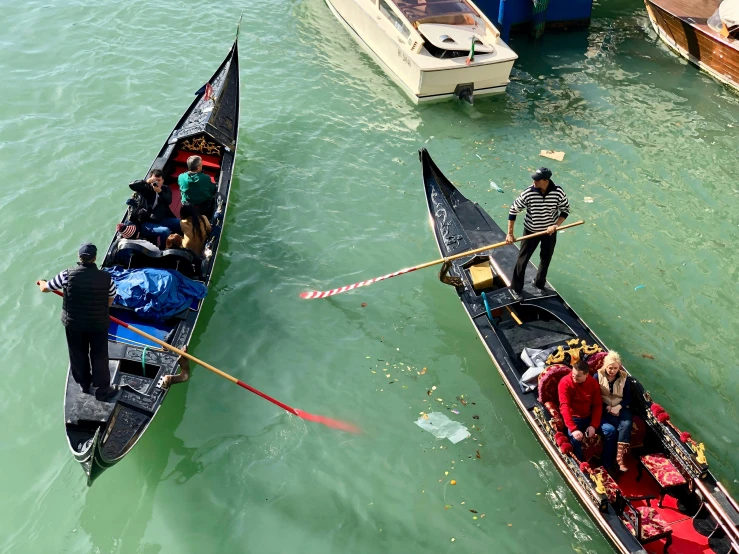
[106,267,208,321]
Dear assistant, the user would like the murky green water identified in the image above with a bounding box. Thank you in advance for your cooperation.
[1,0,737,552]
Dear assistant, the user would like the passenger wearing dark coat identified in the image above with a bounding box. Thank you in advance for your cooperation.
[127,169,181,247]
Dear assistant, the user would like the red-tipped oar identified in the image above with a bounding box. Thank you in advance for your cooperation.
[301,221,584,299]
[41,286,360,433]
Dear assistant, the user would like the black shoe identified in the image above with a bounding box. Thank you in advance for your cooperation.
[531,279,546,290]
[80,384,93,395]
[509,288,523,302]
[95,385,120,402]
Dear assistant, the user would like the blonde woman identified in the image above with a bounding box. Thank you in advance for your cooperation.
[597,351,632,472]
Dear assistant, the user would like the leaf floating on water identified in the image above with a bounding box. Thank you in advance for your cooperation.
[469,509,478,513]
[476,449,482,459]
[473,516,478,520]
[431,385,437,391]
[450,480,457,485]
[584,197,594,203]
[445,471,449,476]
[436,398,443,402]
[420,367,427,375]
[361,302,367,307]
[473,415,479,419]
[508,523,513,527]
[642,354,655,359]
[445,505,452,510]
[427,390,432,396]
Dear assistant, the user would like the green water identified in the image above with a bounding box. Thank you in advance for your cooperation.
[2,0,738,552]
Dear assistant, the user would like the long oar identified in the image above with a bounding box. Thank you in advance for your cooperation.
[301,220,585,299]
[42,287,360,433]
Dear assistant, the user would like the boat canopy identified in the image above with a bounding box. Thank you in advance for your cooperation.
[391,0,484,28]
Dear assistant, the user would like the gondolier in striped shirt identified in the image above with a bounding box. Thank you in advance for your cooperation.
[38,243,120,401]
[505,167,570,300]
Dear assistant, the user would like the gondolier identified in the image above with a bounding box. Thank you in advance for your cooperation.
[505,167,570,300]
[38,243,119,401]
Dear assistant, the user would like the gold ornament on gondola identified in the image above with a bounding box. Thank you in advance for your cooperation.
[546,339,602,366]
[181,136,222,156]
[692,442,707,465]
[591,472,606,495]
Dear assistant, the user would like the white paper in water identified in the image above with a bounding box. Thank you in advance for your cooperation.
[415,412,470,444]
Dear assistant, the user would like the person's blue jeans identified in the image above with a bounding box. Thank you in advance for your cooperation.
[602,407,633,467]
[141,217,181,247]
[567,416,617,463]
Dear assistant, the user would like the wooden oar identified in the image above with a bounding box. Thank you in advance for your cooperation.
[301,221,585,299]
[42,287,360,433]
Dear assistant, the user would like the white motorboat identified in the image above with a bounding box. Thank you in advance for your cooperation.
[323,0,518,103]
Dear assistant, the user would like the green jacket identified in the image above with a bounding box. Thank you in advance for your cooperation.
[178,171,216,205]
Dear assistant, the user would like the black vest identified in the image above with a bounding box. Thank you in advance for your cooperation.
[61,263,111,331]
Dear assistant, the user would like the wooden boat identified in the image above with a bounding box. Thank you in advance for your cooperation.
[323,0,518,103]
[644,0,739,93]
[421,148,739,553]
[63,39,240,485]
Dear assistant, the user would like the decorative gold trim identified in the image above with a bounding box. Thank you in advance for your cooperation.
[181,136,222,156]
[692,442,707,465]
[546,338,602,365]
[591,472,606,495]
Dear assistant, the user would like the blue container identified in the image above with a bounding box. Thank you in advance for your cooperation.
[477,0,593,38]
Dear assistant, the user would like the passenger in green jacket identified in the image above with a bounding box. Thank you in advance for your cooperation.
[178,155,216,214]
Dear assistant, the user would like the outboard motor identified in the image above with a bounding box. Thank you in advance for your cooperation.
[454,83,474,105]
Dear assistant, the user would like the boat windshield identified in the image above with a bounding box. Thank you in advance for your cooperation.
[392,0,483,28]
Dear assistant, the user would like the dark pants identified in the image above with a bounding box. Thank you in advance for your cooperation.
[567,416,616,462]
[65,328,110,391]
[602,408,633,467]
[511,228,557,293]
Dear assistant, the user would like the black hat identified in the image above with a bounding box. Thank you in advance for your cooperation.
[531,167,552,181]
[78,243,97,260]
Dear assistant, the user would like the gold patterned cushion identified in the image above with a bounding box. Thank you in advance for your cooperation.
[591,467,620,503]
[623,507,671,540]
[640,454,687,488]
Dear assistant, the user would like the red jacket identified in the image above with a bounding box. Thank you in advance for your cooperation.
[558,373,602,431]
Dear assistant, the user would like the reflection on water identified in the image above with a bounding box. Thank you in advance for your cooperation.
[1,0,738,552]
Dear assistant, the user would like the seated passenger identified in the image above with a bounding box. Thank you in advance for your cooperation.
[178,155,216,215]
[165,233,184,250]
[597,351,632,472]
[180,204,212,256]
[558,358,615,462]
[128,169,181,247]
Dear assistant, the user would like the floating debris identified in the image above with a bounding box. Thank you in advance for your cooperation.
[414,412,470,443]
[450,480,457,485]
[540,149,565,161]
[634,285,645,291]
[361,302,367,307]
[584,197,594,203]
[642,354,655,360]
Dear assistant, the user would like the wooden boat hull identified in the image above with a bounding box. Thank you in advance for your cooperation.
[420,148,739,552]
[644,0,739,93]
[62,39,240,486]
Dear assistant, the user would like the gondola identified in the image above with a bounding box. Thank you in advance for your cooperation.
[63,38,240,485]
[421,148,739,553]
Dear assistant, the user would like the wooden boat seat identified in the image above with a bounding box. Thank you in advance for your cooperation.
[617,492,674,552]
[172,150,221,169]
[538,363,646,461]
[637,453,688,507]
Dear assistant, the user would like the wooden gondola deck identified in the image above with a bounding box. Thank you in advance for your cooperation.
[645,0,739,93]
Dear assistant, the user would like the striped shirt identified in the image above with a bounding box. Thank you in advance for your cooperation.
[48,269,117,298]
[508,181,570,232]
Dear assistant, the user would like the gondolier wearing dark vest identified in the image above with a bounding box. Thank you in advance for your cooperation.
[38,243,119,401]
[505,167,570,301]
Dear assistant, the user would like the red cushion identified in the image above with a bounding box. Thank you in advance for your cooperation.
[582,434,603,462]
[173,149,221,169]
[591,466,620,503]
[538,364,571,404]
[169,183,182,219]
[544,401,564,432]
[640,454,687,488]
[623,507,671,540]
[586,352,607,375]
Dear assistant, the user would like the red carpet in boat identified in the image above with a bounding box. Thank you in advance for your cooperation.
[617,455,712,554]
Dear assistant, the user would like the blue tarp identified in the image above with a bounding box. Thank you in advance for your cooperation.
[105,267,208,321]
